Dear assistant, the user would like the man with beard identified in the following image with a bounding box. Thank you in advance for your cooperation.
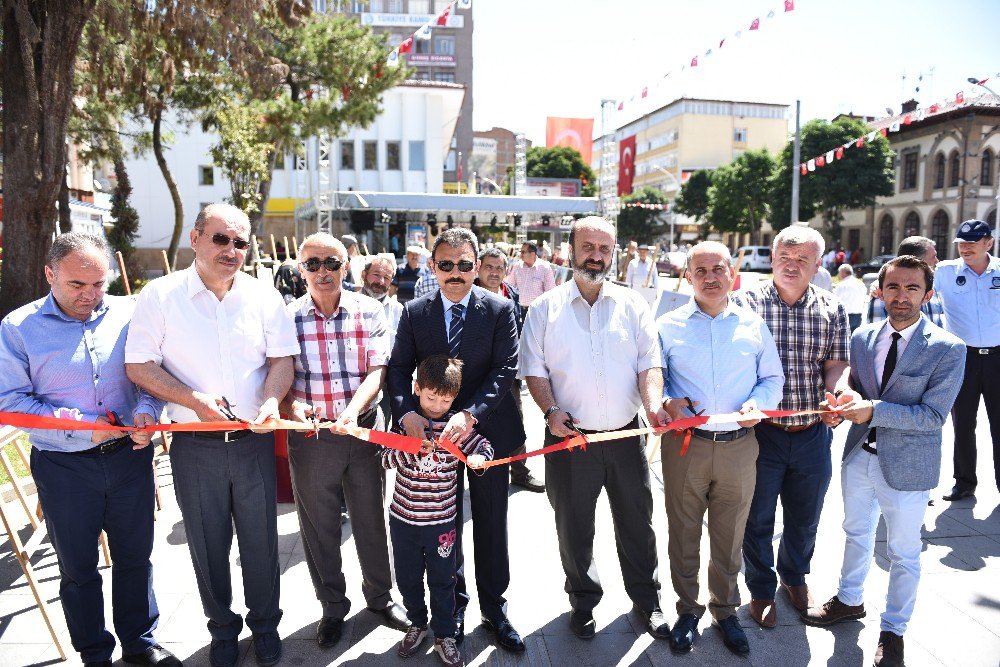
[520,217,671,640]
[362,255,404,429]
[388,228,527,653]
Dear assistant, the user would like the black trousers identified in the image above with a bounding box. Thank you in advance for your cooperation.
[390,516,458,638]
[951,349,1000,492]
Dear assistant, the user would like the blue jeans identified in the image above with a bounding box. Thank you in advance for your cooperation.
[837,451,927,635]
[389,516,458,638]
[743,422,833,600]
[31,444,158,663]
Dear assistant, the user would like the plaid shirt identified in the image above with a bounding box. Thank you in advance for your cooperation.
[734,282,850,427]
[506,260,556,306]
[413,271,440,298]
[863,294,945,329]
[287,291,390,420]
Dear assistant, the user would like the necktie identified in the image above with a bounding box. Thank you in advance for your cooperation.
[880,331,901,396]
[448,303,465,357]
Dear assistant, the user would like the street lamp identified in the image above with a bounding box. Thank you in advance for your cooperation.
[967,77,999,96]
[651,166,681,248]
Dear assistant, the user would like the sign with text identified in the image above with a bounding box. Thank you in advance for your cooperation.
[362,13,464,28]
[406,53,456,66]
[525,178,581,198]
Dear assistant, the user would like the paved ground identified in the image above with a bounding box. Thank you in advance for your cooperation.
[1,384,999,666]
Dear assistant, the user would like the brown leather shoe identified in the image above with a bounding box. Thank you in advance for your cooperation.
[800,596,866,627]
[748,599,777,628]
[781,581,813,612]
[874,630,904,667]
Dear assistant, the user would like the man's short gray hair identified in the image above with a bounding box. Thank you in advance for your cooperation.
[194,203,250,233]
[46,232,110,268]
[298,232,347,258]
[773,225,825,258]
[838,263,854,277]
[431,227,478,258]
[364,255,397,276]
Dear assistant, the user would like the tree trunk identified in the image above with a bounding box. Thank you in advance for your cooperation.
[249,148,278,236]
[0,1,95,317]
[152,104,185,269]
[58,178,72,233]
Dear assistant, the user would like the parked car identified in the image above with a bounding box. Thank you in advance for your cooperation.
[734,246,772,272]
[854,254,895,278]
[656,251,687,277]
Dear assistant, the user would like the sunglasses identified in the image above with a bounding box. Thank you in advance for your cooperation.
[435,259,475,273]
[301,257,344,273]
[206,232,250,250]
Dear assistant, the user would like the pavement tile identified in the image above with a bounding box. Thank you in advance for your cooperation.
[542,633,654,666]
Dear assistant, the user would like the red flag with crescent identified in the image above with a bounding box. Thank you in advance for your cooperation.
[618,135,636,197]
[546,117,595,163]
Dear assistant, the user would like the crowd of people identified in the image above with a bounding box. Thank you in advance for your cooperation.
[0,203,997,667]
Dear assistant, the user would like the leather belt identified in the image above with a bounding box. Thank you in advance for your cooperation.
[968,345,1000,355]
[188,429,253,442]
[762,419,820,433]
[692,427,751,442]
[71,436,133,456]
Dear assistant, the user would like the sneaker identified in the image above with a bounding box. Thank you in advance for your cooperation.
[801,595,866,627]
[398,625,427,658]
[434,636,464,667]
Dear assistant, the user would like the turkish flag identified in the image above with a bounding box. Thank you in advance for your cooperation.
[641,87,648,98]
[955,91,964,104]
[816,155,826,167]
[546,117,595,163]
[856,136,865,148]
[800,163,807,175]
[691,56,698,67]
[929,103,939,113]
[436,2,453,26]
[398,36,414,54]
[880,128,888,137]
[749,17,760,30]
[618,135,637,197]
[903,114,913,125]
[719,38,725,48]
[835,146,844,160]
[617,101,624,111]
[784,0,795,10]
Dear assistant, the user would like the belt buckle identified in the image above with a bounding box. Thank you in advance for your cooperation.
[978,348,990,355]
[223,431,235,443]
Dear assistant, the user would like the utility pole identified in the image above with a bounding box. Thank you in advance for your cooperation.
[791,99,801,225]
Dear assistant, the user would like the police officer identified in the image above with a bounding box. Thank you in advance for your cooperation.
[933,219,1000,500]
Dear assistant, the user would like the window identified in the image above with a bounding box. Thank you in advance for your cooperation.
[934,153,945,189]
[409,141,425,170]
[414,37,431,54]
[878,214,894,254]
[901,151,918,190]
[931,210,949,251]
[314,0,327,13]
[434,0,451,10]
[434,36,455,55]
[386,141,401,170]
[363,141,378,170]
[369,0,383,9]
[409,0,429,12]
[199,166,214,186]
[341,141,355,169]
[444,149,456,171]
[412,69,431,80]
[948,151,960,187]
[983,149,994,187]
[903,211,921,238]
[433,72,455,83]
[350,1,365,12]
[733,128,747,143]
[387,0,404,12]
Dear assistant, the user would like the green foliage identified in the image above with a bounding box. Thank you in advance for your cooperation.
[523,146,597,197]
[617,187,669,243]
[104,154,143,295]
[770,117,895,241]
[672,169,712,223]
[707,149,776,244]
[209,100,274,215]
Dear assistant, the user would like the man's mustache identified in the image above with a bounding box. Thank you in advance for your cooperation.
[446,277,466,284]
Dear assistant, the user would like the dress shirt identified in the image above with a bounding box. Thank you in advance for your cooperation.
[125,265,300,423]
[874,318,920,389]
[441,290,473,339]
[933,256,1000,347]
[519,280,661,431]
[626,257,660,290]
[659,298,784,431]
[506,260,556,307]
[0,294,163,452]
[414,271,440,298]
[863,294,945,328]
[833,276,868,315]
[811,266,833,291]
[377,294,404,348]
[288,290,389,420]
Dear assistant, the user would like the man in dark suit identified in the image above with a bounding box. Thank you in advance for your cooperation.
[806,255,966,667]
[388,228,527,653]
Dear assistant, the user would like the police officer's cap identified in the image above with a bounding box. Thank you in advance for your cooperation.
[953,219,991,242]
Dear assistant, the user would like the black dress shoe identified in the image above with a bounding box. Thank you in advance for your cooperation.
[369,602,409,631]
[209,638,238,667]
[84,662,112,667]
[511,474,546,493]
[252,632,282,667]
[569,610,596,639]
[943,486,975,501]
[317,616,344,648]
[123,645,183,666]
[714,615,750,656]
[481,617,526,652]
[670,613,699,653]
[634,605,670,640]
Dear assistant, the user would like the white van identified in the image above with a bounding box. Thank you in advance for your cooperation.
[734,246,772,272]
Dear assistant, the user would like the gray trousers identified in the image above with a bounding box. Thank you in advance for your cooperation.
[287,418,393,619]
[543,418,661,613]
[170,432,281,640]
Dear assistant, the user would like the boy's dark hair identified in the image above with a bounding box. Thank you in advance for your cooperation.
[416,354,464,396]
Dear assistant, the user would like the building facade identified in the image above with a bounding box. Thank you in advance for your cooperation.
[470,126,526,193]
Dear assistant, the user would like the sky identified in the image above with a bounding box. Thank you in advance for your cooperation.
[471,0,1000,146]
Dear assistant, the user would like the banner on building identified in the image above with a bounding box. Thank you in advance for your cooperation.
[618,135,637,197]
[545,117,595,164]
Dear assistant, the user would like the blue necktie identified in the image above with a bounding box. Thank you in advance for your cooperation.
[448,303,465,357]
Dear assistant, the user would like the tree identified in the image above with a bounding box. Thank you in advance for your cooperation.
[209,100,275,216]
[616,187,669,244]
[770,117,895,243]
[522,145,597,196]
[672,169,712,224]
[706,149,776,245]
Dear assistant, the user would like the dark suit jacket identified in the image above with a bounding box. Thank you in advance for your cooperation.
[473,279,523,335]
[388,285,526,456]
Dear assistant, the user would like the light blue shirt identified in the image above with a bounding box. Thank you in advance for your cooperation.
[0,294,163,452]
[933,256,1000,347]
[658,297,785,431]
[441,290,473,339]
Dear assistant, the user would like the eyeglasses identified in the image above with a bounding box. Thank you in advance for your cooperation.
[301,257,344,272]
[207,232,250,250]
[435,259,475,273]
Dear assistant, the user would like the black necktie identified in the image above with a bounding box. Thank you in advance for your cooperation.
[880,332,901,396]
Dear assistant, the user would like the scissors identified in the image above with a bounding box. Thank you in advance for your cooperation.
[218,396,240,422]
[683,397,706,418]
[101,410,135,446]
[563,412,586,437]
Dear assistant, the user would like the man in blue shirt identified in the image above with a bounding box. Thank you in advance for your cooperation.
[658,241,784,657]
[0,233,178,667]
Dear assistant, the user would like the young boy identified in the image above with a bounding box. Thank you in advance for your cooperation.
[382,355,494,667]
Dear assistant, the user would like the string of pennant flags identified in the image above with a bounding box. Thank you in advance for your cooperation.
[386,0,472,67]
[614,0,798,113]
[623,202,671,210]
[799,89,993,176]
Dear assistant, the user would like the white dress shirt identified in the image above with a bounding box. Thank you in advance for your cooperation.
[626,257,660,290]
[874,318,920,389]
[441,290,473,339]
[125,265,300,422]
[833,275,868,315]
[519,280,661,431]
[378,294,404,348]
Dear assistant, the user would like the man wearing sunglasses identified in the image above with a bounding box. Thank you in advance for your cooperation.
[125,203,300,667]
[388,228,527,654]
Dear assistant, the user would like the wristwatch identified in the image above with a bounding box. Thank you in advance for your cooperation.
[543,405,562,420]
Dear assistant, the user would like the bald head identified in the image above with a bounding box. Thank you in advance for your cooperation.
[568,216,617,247]
[299,232,347,260]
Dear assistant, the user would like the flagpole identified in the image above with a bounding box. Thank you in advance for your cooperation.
[791,99,801,225]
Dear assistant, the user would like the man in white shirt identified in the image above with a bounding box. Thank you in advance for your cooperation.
[812,264,834,291]
[362,255,404,429]
[833,264,868,331]
[520,216,671,641]
[626,244,660,306]
[125,204,300,667]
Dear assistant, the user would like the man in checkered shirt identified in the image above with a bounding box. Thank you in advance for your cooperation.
[280,233,408,648]
[733,225,851,629]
